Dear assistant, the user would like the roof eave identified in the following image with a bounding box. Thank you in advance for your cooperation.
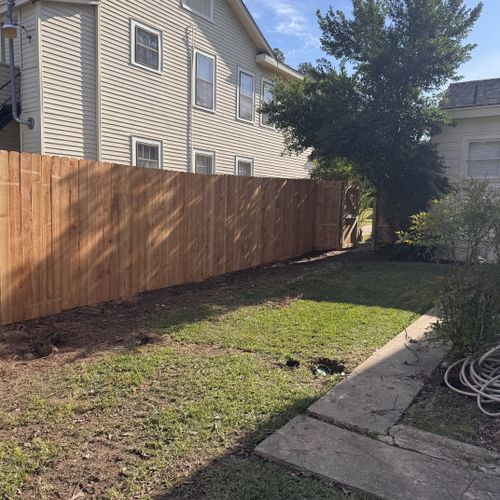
[1,0,101,15]
[256,53,303,80]
[443,104,500,119]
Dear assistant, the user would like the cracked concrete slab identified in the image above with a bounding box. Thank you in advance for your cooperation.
[256,415,500,500]
[308,310,448,434]
[385,425,500,477]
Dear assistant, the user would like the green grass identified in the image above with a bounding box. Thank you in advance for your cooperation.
[0,258,446,499]
[162,262,441,367]
[0,439,58,499]
[359,208,373,227]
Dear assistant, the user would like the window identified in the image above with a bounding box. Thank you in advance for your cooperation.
[182,0,214,21]
[194,50,215,110]
[131,20,162,72]
[260,79,273,127]
[237,69,254,123]
[132,137,162,169]
[194,150,215,174]
[467,140,500,179]
[236,156,253,176]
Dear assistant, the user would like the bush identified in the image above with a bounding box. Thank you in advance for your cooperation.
[431,265,500,357]
[400,180,500,357]
[399,180,500,265]
[376,241,434,262]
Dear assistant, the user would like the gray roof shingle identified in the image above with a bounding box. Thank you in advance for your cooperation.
[442,78,500,109]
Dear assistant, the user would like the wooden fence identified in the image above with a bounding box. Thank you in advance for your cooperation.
[0,151,348,326]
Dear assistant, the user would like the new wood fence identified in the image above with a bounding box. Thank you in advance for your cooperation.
[0,151,347,325]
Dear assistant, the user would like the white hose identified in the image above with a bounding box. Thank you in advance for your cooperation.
[444,345,500,417]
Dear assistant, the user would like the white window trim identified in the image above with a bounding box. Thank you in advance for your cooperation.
[130,19,163,74]
[131,136,163,169]
[192,49,217,113]
[260,78,275,129]
[182,0,215,22]
[235,156,254,176]
[193,149,216,174]
[461,135,500,180]
[236,67,255,124]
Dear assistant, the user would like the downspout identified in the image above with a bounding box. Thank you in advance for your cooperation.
[187,24,197,172]
[4,0,34,129]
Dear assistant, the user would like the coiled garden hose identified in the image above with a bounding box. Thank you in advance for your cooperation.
[444,345,500,417]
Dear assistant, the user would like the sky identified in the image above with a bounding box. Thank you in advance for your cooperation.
[245,0,500,82]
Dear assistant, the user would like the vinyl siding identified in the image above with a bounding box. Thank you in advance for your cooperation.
[40,3,97,159]
[433,115,500,188]
[99,0,310,177]
[17,3,41,153]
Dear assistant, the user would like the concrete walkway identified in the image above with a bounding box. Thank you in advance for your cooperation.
[255,311,500,499]
[309,310,447,435]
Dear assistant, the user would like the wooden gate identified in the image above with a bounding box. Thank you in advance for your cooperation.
[342,186,360,248]
[314,182,360,251]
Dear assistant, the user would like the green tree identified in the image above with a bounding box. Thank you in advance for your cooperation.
[263,0,482,238]
[273,48,286,63]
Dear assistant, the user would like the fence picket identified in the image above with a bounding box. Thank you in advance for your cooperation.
[0,151,349,325]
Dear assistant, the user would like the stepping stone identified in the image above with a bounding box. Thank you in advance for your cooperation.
[308,310,447,435]
[256,415,500,500]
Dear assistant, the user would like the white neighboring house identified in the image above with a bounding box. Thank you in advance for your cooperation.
[0,0,311,178]
[434,78,500,189]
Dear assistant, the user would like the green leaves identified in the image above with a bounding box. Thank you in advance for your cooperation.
[262,0,483,237]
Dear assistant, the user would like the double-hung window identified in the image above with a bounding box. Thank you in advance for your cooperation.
[260,79,273,127]
[182,0,214,21]
[194,50,216,110]
[132,137,162,169]
[194,150,215,174]
[131,20,162,73]
[467,140,500,179]
[236,156,253,176]
[237,69,254,122]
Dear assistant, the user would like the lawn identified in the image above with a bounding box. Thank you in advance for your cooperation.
[0,254,446,499]
[359,208,373,228]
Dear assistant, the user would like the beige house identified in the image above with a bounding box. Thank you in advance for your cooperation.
[434,78,500,188]
[0,0,310,178]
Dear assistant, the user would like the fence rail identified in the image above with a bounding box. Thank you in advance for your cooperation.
[0,151,348,325]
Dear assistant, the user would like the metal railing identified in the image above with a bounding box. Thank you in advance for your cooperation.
[0,63,20,112]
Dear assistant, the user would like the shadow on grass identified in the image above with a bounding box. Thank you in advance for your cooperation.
[149,392,374,500]
[0,250,447,362]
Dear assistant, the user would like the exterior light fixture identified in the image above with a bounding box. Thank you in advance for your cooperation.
[2,21,17,39]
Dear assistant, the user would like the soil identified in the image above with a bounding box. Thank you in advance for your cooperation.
[0,248,373,380]
[402,362,500,453]
[0,248,376,499]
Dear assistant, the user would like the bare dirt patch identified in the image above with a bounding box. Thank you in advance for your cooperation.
[402,363,500,452]
[0,250,371,374]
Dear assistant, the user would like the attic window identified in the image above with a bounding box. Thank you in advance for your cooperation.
[467,141,500,179]
[182,0,214,22]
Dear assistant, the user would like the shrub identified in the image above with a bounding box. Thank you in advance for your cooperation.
[432,265,500,357]
[399,180,500,265]
[376,241,434,262]
[400,180,500,357]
